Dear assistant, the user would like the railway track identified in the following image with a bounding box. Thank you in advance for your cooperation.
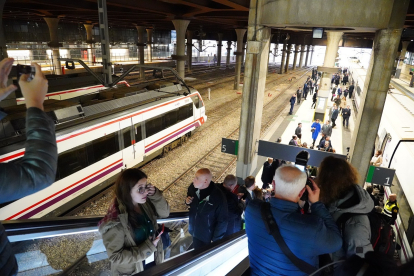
[162,68,312,205]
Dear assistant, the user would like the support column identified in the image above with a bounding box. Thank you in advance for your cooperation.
[172,20,190,79]
[217,33,223,66]
[241,42,246,67]
[234,29,247,90]
[236,0,271,181]
[0,0,8,61]
[97,0,112,85]
[304,44,311,67]
[84,23,95,64]
[299,44,305,68]
[186,30,193,72]
[146,28,153,62]
[309,45,314,65]
[44,17,62,75]
[136,26,146,79]
[284,43,292,72]
[226,41,232,67]
[292,44,299,70]
[350,28,405,184]
[320,32,343,90]
[273,44,278,64]
[279,41,286,74]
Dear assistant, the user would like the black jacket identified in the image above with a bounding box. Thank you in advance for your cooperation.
[0,108,58,276]
[187,182,228,243]
[217,184,243,236]
[295,126,301,136]
[261,160,279,189]
[238,185,256,207]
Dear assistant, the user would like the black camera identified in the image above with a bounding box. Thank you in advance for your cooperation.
[295,150,313,201]
[16,64,36,81]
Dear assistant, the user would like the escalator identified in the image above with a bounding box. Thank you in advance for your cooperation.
[3,212,248,275]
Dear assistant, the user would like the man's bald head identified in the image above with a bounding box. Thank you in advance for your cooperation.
[273,165,307,202]
[389,194,397,202]
[193,168,212,189]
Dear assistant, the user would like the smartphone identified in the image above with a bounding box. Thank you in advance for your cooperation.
[16,65,36,81]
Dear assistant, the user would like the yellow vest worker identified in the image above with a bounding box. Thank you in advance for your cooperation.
[382,193,399,225]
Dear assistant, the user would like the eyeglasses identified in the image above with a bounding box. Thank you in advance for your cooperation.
[138,184,152,194]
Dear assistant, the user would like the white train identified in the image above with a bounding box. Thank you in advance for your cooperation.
[375,90,414,263]
[0,70,206,220]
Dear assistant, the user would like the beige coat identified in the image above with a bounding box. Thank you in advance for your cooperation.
[340,96,347,109]
[99,189,170,275]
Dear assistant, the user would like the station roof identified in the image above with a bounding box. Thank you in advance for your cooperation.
[3,0,414,43]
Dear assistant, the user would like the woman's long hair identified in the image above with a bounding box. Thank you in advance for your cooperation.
[114,168,148,229]
[318,156,359,205]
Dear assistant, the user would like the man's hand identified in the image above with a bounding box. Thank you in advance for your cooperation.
[0,58,18,101]
[185,196,194,205]
[237,193,244,200]
[147,184,155,196]
[19,62,48,111]
[306,178,320,204]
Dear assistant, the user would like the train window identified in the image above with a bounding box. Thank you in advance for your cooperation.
[164,109,178,129]
[56,145,88,180]
[145,116,163,138]
[191,95,201,108]
[135,123,143,142]
[123,127,132,148]
[178,103,193,122]
[87,133,119,163]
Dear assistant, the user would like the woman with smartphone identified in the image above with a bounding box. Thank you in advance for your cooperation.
[99,169,170,275]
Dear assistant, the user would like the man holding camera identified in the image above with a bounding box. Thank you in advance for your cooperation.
[245,165,342,275]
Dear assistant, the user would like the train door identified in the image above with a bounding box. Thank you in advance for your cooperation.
[132,116,145,165]
[120,119,135,169]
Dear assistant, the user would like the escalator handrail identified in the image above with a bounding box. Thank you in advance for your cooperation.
[2,211,189,237]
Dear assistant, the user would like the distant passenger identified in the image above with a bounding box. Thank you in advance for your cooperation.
[321,120,332,137]
[296,86,302,104]
[186,168,227,249]
[0,59,57,276]
[318,156,374,261]
[311,92,317,109]
[382,194,399,225]
[99,169,170,274]
[217,175,244,236]
[289,135,298,146]
[295,123,302,137]
[238,176,257,206]
[348,84,354,99]
[289,93,296,115]
[342,104,351,128]
[331,106,339,128]
[245,165,342,275]
[370,150,383,167]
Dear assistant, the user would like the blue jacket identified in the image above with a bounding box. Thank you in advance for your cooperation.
[290,96,296,105]
[311,122,321,140]
[245,198,342,276]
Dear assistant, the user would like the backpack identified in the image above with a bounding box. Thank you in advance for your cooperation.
[336,212,396,258]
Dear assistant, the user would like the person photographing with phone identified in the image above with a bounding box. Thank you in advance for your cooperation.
[99,169,170,275]
[245,164,342,275]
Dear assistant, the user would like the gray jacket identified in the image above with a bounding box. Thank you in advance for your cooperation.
[327,185,374,260]
[321,124,332,136]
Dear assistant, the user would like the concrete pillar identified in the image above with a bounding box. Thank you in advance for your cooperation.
[226,41,232,67]
[146,28,153,62]
[284,43,292,72]
[320,32,343,90]
[309,45,314,65]
[234,29,247,90]
[241,42,247,67]
[217,33,223,66]
[197,39,202,62]
[84,23,94,64]
[350,28,405,185]
[304,44,311,67]
[0,0,8,61]
[236,0,271,180]
[186,30,193,72]
[279,41,286,74]
[273,44,278,64]
[44,17,62,75]
[299,44,305,68]
[172,20,190,79]
[292,44,299,70]
[136,26,146,79]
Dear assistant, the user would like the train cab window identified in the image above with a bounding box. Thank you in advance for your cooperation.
[191,95,201,108]
[164,109,178,129]
[135,123,143,142]
[86,133,119,164]
[123,127,132,148]
[56,146,88,180]
[178,104,193,122]
[145,116,163,138]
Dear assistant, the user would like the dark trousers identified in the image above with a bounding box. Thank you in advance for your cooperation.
[332,118,336,127]
[192,237,210,250]
[311,101,316,109]
[297,97,301,104]
[303,92,308,99]
[343,116,349,127]
[289,104,294,114]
